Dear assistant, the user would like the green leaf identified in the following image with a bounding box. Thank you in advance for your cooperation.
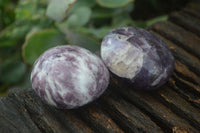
[91,27,113,39]
[66,29,100,53]
[66,7,92,27]
[0,48,17,61]
[46,0,76,22]
[22,29,67,65]
[15,0,50,23]
[0,39,17,48]
[0,0,15,29]
[97,0,134,8]
[0,23,31,48]
[112,14,134,27]
[0,60,26,84]
[77,27,113,39]
[146,15,168,27]
[56,6,92,31]
[68,0,96,15]
[91,7,115,18]
[15,0,37,20]
[11,24,31,39]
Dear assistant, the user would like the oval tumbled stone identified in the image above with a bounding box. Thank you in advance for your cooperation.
[101,27,174,90]
[31,45,110,109]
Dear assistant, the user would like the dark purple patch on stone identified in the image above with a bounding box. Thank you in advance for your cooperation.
[111,28,133,37]
[127,36,146,50]
[31,73,37,85]
[65,55,76,62]
[55,101,69,109]
[64,92,79,105]
[39,88,47,101]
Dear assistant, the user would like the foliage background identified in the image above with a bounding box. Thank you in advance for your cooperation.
[0,0,188,95]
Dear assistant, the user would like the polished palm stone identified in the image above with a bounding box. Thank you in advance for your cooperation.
[101,27,174,90]
[31,45,110,109]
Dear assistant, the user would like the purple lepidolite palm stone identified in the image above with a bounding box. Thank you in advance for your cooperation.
[101,27,174,90]
[31,45,109,109]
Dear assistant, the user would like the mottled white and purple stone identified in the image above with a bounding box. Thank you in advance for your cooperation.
[31,45,109,109]
[101,27,174,90]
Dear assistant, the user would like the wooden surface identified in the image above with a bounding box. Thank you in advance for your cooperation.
[1,1,200,133]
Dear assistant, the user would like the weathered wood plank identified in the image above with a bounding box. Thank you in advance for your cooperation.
[168,77,200,109]
[5,88,93,133]
[0,97,41,133]
[174,61,200,86]
[172,73,200,97]
[150,31,200,76]
[45,109,93,133]
[9,91,58,133]
[75,103,124,133]
[154,87,200,130]
[183,0,200,18]
[170,61,200,109]
[169,11,200,37]
[110,81,198,133]
[100,92,163,133]
[149,21,200,59]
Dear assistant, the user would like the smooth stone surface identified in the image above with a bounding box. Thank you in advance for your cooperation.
[101,27,174,90]
[31,45,109,109]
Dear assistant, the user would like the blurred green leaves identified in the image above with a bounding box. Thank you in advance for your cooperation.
[23,29,66,65]
[0,0,53,94]
[0,0,15,30]
[0,60,26,84]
